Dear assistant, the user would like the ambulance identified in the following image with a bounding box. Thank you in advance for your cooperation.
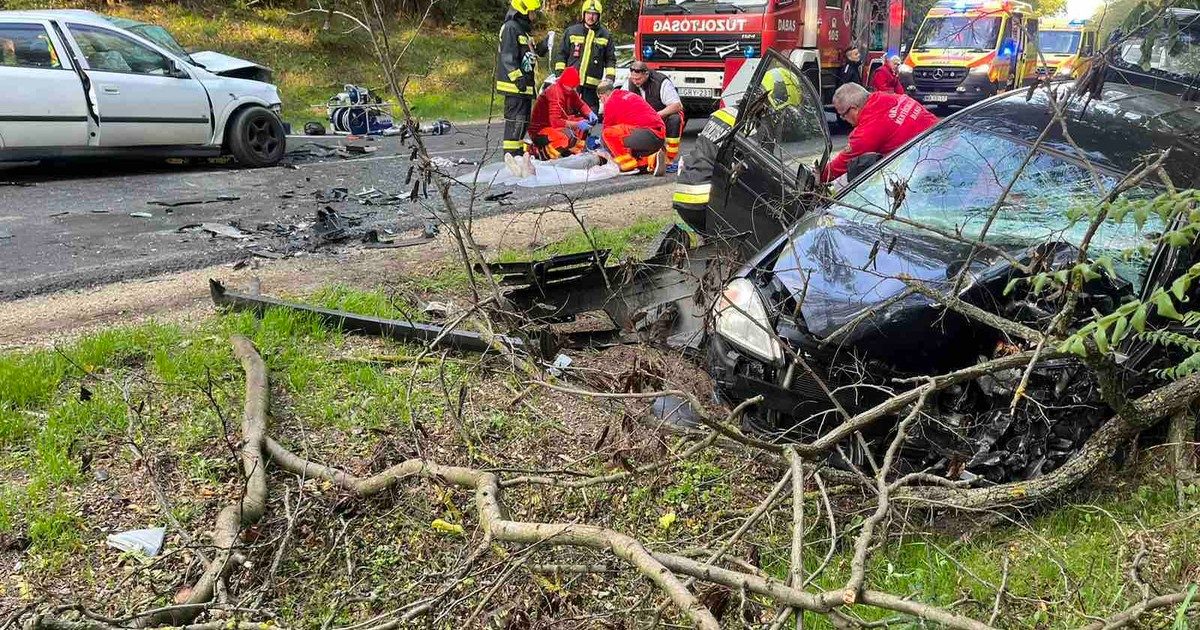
[899,0,1039,108]
[1037,18,1097,79]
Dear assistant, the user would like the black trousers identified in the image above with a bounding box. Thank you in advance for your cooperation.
[625,128,665,157]
[502,95,532,156]
[578,85,599,113]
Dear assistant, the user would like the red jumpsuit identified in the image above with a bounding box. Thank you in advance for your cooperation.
[871,64,905,95]
[529,67,594,159]
[601,90,666,172]
[822,91,938,182]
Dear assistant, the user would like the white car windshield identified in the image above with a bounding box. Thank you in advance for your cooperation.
[832,125,1161,286]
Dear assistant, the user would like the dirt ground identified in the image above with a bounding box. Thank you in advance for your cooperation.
[0,184,674,350]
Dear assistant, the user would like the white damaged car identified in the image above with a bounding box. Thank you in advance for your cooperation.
[0,10,285,166]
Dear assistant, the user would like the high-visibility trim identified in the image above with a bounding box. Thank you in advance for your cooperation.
[581,28,595,77]
[674,183,710,195]
[673,191,710,204]
[666,138,682,146]
[603,66,616,78]
[507,68,522,81]
[503,140,525,149]
[594,37,609,45]
[554,62,566,71]
[518,35,530,44]
[712,109,736,126]
[496,81,533,95]
[568,35,587,43]
[583,75,602,86]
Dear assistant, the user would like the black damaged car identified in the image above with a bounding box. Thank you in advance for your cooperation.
[702,53,1200,482]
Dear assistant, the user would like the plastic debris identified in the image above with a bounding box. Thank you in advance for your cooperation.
[651,394,701,429]
[106,527,166,557]
[547,353,573,377]
[129,212,153,219]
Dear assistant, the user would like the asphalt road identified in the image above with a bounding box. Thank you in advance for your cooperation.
[0,119,844,300]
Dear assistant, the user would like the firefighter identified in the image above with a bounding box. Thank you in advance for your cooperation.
[528,67,597,160]
[671,106,736,233]
[596,80,666,176]
[555,0,615,112]
[625,61,684,170]
[672,67,801,232]
[824,82,938,182]
[496,0,543,158]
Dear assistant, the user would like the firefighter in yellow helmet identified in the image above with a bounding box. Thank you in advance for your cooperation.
[762,66,802,111]
[555,0,616,112]
[496,0,546,157]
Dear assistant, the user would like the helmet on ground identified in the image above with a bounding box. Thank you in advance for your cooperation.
[762,67,802,111]
[582,0,602,15]
[511,0,542,15]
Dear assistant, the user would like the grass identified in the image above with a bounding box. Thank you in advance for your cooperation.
[2,221,1198,627]
[496,216,675,263]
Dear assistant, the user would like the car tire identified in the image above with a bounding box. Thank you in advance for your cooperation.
[227,106,286,167]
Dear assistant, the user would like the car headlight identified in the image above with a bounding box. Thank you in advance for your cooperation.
[898,64,913,75]
[713,278,783,364]
[969,63,990,75]
[1056,63,1074,76]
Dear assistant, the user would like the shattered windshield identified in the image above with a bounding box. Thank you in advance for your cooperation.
[913,16,1001,51]
[101,16,196,64]
[833,124,1161,286]
[1038,30,1081,54]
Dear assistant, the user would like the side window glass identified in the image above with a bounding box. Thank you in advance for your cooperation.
[740,58,827,171]
[68,24,173,76]
[0,23,62,69]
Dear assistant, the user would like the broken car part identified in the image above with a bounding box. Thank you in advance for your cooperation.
[210,280,527,354]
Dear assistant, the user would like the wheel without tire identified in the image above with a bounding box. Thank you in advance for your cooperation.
[227,106,286,167]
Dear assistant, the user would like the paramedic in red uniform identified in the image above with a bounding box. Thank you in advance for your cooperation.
[822,82,938,183]
[528,67,597,159]
[871,55,906,94]
[596,80,667,176]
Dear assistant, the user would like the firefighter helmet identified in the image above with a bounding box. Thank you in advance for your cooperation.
[762,67,802,111]
[511,0,542,15]
[582,0,602,15]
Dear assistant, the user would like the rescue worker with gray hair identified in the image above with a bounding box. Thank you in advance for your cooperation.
[871,54,905,94]
[555,0,615,112]
[625,61,684,169]
[496,0,546,157]
[825,82,937,182]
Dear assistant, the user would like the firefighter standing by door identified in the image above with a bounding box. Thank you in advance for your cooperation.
[555,0,615,112]
[625,61,684,170]
[496,0,544,157]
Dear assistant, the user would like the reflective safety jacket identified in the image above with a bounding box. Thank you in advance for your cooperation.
[555,22,616,87]
[672,107,737,230]
[496,10,537,97]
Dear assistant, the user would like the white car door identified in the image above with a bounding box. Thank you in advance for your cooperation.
[0,21,89,148]
[62,22,211,147]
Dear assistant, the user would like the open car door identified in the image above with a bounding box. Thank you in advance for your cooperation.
[707,50,831,253]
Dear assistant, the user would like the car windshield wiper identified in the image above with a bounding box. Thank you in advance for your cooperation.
[715,4,747,13]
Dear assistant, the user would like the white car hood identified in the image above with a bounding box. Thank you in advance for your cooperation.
[190,51,272,76]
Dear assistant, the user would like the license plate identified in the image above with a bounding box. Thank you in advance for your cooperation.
[924,94,949,103]
[679,87,714,98]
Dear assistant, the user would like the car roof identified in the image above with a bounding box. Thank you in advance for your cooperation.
[952,83,1200,187]
[0,9,111,26]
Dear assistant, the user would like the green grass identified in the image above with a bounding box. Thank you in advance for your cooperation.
[497,216,675,263]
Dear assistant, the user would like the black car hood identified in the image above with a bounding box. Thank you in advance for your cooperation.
[769,213,979,337]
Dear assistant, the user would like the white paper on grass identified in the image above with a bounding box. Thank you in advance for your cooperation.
[106,527,166,557]
[471,153,621,189]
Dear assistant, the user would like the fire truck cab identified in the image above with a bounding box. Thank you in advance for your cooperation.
[899,0,1039,109]
[635,0,905,115]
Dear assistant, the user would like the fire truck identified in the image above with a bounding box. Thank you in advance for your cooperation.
[635,0,906,114]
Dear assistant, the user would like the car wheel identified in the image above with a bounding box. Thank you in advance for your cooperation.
[227,107,286,167]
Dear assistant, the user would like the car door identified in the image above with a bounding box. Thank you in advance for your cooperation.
[0,20,89,149]
[61,22,211,147]
[708,50,831,253]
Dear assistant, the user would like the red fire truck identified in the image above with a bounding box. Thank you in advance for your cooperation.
[635,0,906,114]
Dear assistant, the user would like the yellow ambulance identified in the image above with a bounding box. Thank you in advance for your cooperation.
[899,0,1039,108]
[1036,18,1098,79]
